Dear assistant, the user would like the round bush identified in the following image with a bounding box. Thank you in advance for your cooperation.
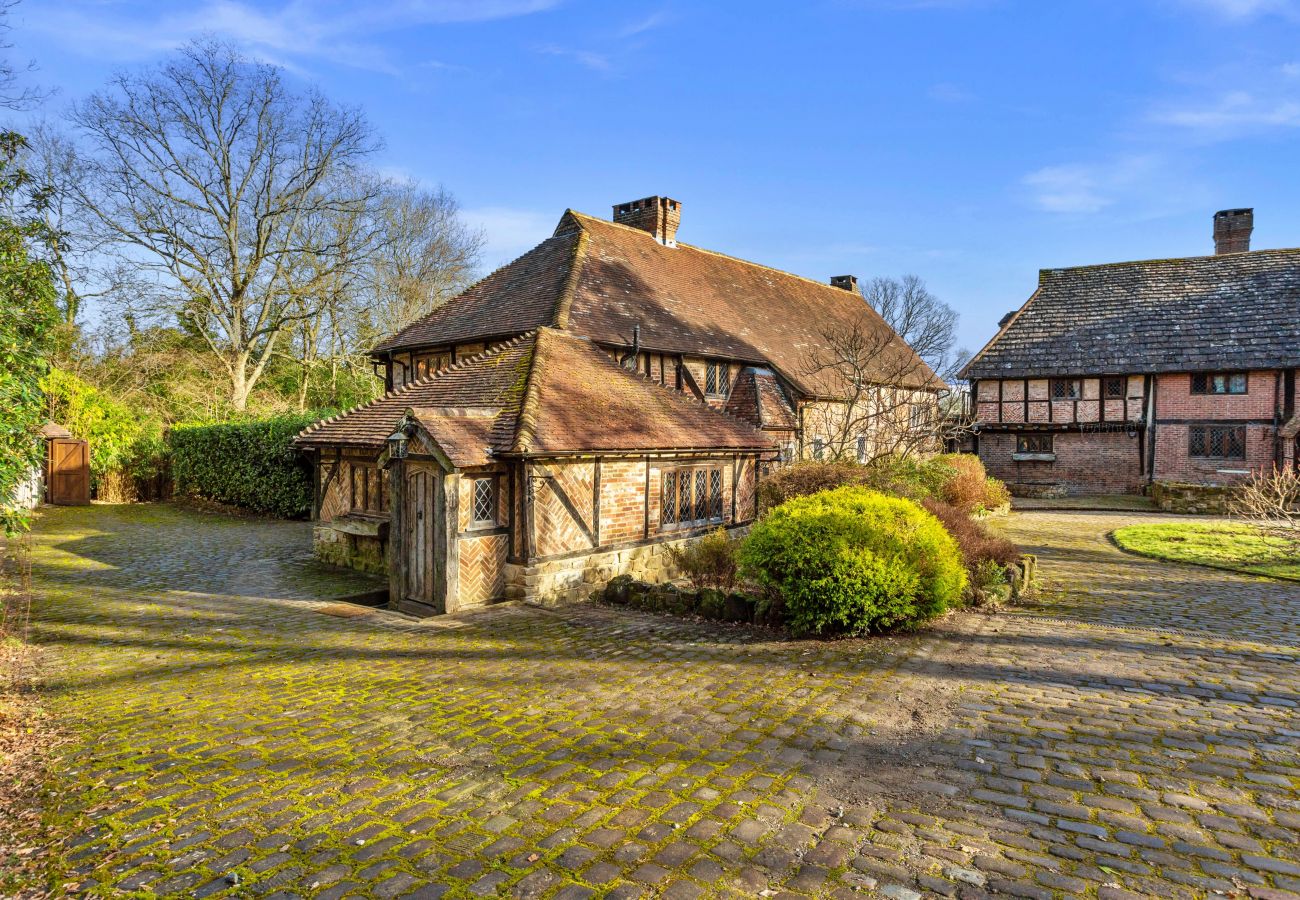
[739,486,967,636]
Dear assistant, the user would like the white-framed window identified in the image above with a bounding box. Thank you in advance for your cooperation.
[471,477,496,526]
[909,403,931,429]
[705,361,730,397]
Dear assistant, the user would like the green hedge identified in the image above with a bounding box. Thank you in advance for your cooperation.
[740,486,967,636]
[169,414,320,518]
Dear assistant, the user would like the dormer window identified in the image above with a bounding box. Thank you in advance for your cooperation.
[705,361,730,397]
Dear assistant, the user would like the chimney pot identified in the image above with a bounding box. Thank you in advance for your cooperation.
[612,196,681,246]
[830,274,859,292]
[1213,208,1253,255]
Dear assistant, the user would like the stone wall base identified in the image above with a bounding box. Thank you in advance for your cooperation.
[507,525,752,607]
[1149,481,1238,514]
[313,525,389,576]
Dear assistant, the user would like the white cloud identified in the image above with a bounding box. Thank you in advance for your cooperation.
[28,0,563,72]
[461,206,557,268]
[617,10,673,38]
[1021,155,1198,215]
[927,82,973,103]
[1152,90,1300,130]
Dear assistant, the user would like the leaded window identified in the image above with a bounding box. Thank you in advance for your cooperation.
[1188,426,1246,459]
[1050,378,1082,400]
[661,466,726,528]
[705,361,730,396]
[1191,372,1247,395]
[471,477,496,525]
[1016,434,1053,454]
[1103,377,1126,399]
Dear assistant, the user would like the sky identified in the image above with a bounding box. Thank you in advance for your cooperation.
[8,0,1300,354]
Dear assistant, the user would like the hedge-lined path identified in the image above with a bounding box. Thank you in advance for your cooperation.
[24,503,1300,898]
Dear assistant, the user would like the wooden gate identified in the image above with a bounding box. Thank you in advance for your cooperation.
[47,438,90,505]
[403,467,436,608]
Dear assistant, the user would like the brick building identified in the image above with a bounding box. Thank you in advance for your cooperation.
[295,196,940,615]
[961,209,1300,497]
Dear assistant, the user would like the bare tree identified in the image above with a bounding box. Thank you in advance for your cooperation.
[70,40,382,411]
[364,181,483,337]
[1232,466,1300,551]
[799,319,942,464]
[861,275,962,383]
[0,0,41,111]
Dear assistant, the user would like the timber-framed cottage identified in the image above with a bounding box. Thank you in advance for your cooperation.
[961,209,1300,497]
[295,196,940,616]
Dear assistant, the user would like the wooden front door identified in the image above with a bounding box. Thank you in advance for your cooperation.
[47,438,90,505]
[403,467,437,607]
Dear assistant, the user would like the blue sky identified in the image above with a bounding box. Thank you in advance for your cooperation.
[9,0,1300,352]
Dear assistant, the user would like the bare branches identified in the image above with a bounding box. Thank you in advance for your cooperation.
[800,319,941,464]
[1232,466,1300,549]
[70,39,382,411]
[861,274,962,383]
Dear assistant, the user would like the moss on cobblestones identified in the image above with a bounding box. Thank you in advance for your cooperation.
[20,503,1300,899]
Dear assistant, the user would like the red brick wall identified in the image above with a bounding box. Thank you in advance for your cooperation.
[980,430,1144,495]
[598,459,648,545]
[1153,423,1275,484]
[1155,371,1278,420]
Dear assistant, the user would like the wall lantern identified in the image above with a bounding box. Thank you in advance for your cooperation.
[387,412,416,460]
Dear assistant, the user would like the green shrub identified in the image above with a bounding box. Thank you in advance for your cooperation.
[169,414,320,518]
[42,367,166,500]
[739,486,966,636]
[666,527,741,592]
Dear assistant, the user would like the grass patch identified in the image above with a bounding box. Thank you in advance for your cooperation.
[1112,521,1300,581]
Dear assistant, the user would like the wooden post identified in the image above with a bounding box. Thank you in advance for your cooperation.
[436,472,460,614]
[592,458,602,547]
[387,458,405,610]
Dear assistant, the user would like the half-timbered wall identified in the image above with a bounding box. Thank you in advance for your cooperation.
[974,376,1147,426]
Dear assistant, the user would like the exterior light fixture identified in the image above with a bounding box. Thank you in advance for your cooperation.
[387,412,416,460]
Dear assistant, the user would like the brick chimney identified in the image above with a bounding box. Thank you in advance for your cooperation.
[612,196,682,246]
[830,275,859,292]
[1213,208,1253,254]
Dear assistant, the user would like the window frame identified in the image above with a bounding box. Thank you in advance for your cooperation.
[348,463,388,516]
[470,476,497,527]
[1016,433,1054,455]
[1190,371,1248,395]
[1188,425,1246,460]
[1103,376,1126,399]
[660,465,726,530]
[1050,378,1082,400]
[704,361,730,397]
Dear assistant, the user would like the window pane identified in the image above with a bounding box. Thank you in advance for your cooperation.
[473,478,494,523]
[1191,373,1207,394]
[719,365,730,394]
[705,364,717,394]
[695,470,708,520]
[709,469,723,519]
[1229,373,1247,393]
[662,472,677,524]
[679,472,691,523]
[1189,427,1207,456]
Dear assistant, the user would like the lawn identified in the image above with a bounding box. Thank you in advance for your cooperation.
[1112,521,1300,581]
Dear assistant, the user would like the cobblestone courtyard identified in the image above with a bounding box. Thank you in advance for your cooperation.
[25,504,1300,898]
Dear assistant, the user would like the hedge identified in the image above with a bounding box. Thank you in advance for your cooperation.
[169,414,319,518]
[740,486,967,636]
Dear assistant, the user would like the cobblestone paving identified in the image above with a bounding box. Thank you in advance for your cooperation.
[27,504,1300,898]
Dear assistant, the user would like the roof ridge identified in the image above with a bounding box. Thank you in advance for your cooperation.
[295,334,533,441]
[552,228,590,329]
[1041,245,1300,276]
[510,328,550,453]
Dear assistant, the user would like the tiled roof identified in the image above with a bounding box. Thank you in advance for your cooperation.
[293,336,533,453]
[963,248,1300,379]
[725,368,798,431]
[295,329,773,464]
[371,210,940,395]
